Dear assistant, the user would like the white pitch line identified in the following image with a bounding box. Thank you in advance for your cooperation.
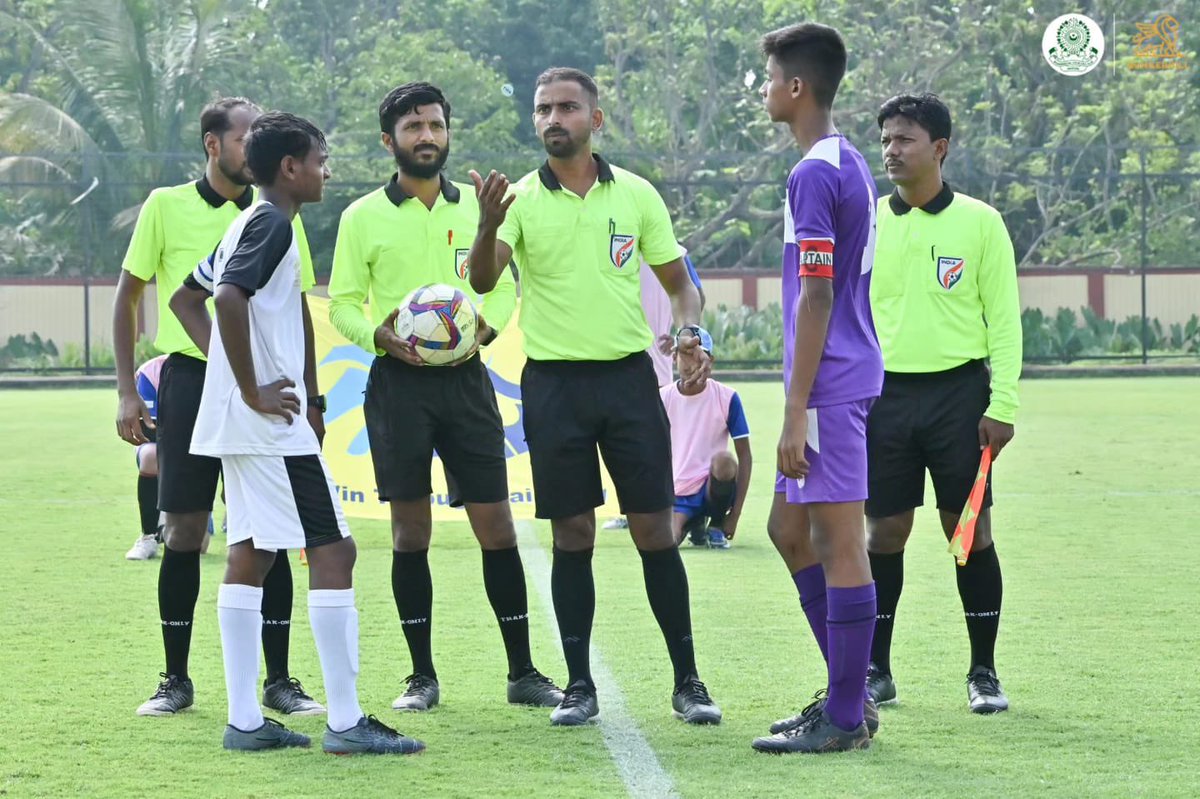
[517,522,679,799]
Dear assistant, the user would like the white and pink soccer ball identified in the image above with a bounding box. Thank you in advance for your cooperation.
[393,284,479,365]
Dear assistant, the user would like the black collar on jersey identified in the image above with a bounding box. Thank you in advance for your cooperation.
[887,181,954,216]
[537,153,615,190]
[195,175,253,210]
[384,172,461,206]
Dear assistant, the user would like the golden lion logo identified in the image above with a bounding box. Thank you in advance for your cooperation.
[1131,15,1189,70]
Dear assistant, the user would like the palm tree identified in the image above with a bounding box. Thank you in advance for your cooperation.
[0,0,242,274]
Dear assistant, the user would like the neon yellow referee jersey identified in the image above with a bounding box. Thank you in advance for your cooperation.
[497,154,683,361]
[869,184,1022,423]
[120,176,315,360]
[328,174,516,355]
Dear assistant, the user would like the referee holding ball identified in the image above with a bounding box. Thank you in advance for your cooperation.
[328,82,562,714]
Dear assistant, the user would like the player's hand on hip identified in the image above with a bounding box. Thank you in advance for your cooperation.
[978,415,1015,460]
[655,333,674,356]
[307,404,326,447]
[243,378,301,424]
[777,411,810,479]
[470,169,515,230]
[116,391,154,445]
[375,308,424,366]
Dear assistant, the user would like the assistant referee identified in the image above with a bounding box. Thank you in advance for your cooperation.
[114,97,320,718]
[865,92,1021,714]
[468,67,721,727]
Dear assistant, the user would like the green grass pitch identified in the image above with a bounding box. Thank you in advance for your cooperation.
[0,380,1195,797]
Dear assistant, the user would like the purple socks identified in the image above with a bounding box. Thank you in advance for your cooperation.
[792,565,829,662]
[825,583,877,731]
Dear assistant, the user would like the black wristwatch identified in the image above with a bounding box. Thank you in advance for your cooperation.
[308,394,327,413]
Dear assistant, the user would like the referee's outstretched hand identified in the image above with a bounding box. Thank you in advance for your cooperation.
[375,308,425,367]
[243,378,300,425]
[470,170,515,229]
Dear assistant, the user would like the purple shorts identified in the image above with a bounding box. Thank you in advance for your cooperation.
[774,397,874,504]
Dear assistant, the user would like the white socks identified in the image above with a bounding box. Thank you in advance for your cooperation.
[217,583,264,731]
[309,589,364,732]
[219,584,364,733]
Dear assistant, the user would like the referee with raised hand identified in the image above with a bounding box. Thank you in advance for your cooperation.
[468,67,722,727]
[864,92,1021,714]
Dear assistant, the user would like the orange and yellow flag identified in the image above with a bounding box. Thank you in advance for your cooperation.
[948,447,993,566]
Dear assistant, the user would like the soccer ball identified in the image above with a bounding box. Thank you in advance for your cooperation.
[393,284,479,365]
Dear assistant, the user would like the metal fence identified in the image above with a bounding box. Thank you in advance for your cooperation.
[2,267,1197,373]
[2,145,1198,372]
[4,145,1198,269]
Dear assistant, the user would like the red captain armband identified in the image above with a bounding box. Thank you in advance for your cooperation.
[798,238,834,279]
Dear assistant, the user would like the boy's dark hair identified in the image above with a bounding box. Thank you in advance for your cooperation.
[534,67,599,106]
[760,23,847,109]
[244,112,326,186]
[877,92,953,143]
[378,82,451,135]
[199,97,261,150]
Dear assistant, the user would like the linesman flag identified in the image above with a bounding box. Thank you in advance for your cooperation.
[948,447,993,566]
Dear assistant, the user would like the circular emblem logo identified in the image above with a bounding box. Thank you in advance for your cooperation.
[1042,14,1105,75]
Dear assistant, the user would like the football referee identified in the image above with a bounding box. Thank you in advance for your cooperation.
[468,67,721,727]
[865,93,1021,714]
[327,82,562,713]
[113,98,321,718]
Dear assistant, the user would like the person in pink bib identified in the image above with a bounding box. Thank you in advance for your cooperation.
[659,333,752,549]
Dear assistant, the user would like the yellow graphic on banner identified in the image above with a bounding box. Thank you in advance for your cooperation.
[309,296,624,521]
[1131,15,1189,70]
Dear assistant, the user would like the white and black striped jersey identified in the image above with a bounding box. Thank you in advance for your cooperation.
[189,200,320,457]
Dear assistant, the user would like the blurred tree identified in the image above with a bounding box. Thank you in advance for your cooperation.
[395,0,607,144]
[226,0,529,269]
[0,0,244,274]
[590,0,1198,269]
[0,0,1195,274]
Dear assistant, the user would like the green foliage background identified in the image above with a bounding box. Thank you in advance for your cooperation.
[1,0,1197,276]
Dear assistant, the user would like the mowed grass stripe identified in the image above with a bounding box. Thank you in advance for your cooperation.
[517,522,679,798]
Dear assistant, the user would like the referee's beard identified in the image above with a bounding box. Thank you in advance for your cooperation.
[216,154,253,188]
[392,142,449,180]
[541,127,588,159]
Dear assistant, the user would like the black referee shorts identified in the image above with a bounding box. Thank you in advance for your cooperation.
[865,359,993,519]
[363,353,508,505]
[156,353,222,514]
[521,352,673,520]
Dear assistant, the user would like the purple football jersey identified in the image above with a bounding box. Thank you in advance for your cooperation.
[781,134,883,406]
